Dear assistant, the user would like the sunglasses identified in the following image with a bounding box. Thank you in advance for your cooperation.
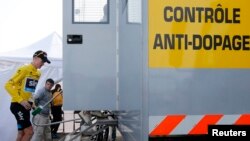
[34,51,46,57]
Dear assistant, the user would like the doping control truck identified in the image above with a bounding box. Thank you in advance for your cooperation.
[63,0,250,140]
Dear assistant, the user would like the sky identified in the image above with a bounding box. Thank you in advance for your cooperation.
[0,0,62,53]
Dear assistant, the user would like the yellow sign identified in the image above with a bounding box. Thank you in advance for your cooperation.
[149,0,250,68]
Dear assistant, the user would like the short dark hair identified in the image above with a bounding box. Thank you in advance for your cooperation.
[55,84,61,89]
[46,78,54,84]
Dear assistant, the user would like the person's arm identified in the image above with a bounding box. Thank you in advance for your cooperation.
[5,67,26,103]
[59,89,63,94]
[34,89,43,106]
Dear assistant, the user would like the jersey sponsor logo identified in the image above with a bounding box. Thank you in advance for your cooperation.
[24,78,38,93]
[18,111,24,121]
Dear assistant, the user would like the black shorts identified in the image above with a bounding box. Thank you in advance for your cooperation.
[10,102,32,130]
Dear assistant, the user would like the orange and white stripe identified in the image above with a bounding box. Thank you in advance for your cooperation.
[149,114,250,136]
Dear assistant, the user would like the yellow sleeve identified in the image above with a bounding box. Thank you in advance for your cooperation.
[5,67,27,103]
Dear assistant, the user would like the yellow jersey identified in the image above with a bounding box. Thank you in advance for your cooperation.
[5,64,41,103]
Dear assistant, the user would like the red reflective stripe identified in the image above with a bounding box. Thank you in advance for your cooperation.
[234,114,250,125]
[150,115,185,136]
[188,114,223,135]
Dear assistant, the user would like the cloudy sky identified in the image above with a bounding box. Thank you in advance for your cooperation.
[0,0,62,53]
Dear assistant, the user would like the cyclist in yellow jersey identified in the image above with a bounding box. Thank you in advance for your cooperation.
[5,50,51,141]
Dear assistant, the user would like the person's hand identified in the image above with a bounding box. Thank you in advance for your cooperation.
[32,103,36,110]
[20,100,32,110]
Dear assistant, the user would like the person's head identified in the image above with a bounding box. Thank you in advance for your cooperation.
[45,78,54,90]
[54,84,61,91]
[32,50,51,69]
